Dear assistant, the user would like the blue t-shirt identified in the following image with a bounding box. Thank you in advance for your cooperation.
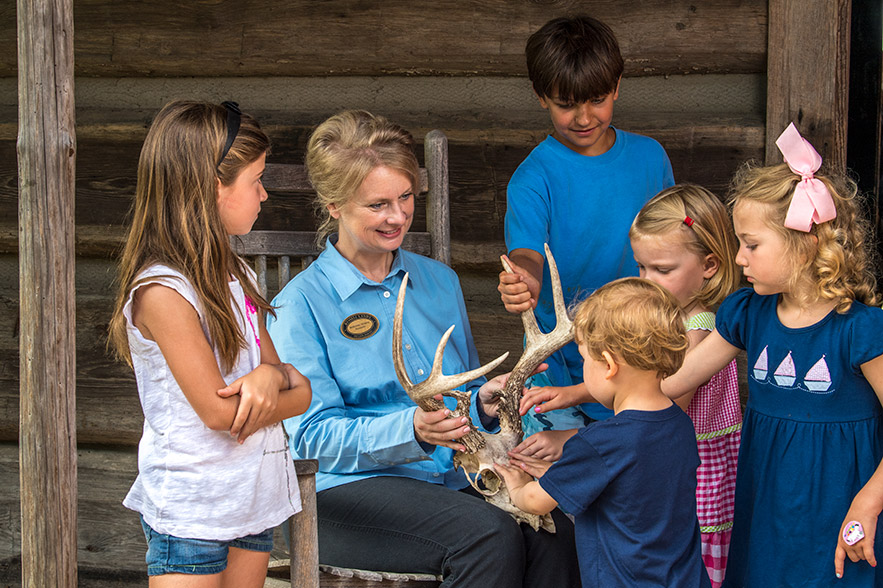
[540,404,709,587]
[505,129,674,419]
[267,237,488,492]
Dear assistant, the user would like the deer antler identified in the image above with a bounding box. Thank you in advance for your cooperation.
[494,243,574,434]
[393,273,509,453]
[391,245,570,533]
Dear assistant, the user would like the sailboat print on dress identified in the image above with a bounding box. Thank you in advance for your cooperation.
[753,345,769,381]
[773,351,796,387]
[803,355,832,393]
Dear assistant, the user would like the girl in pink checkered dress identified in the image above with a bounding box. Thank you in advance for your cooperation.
[629,184,743,587]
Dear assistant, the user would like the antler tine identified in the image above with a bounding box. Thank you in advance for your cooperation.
[393,273,415,392]
[500,244,574,419]
[542,242,573,342]
[394,272,510,403]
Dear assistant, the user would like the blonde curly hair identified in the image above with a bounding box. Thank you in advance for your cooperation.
[573,277,688,378]
[630,184,740,310]
[728,162,879,313]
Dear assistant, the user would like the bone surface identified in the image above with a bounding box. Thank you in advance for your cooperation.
[392,244,573,532]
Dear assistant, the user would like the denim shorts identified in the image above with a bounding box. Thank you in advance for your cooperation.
[140,516,274,576]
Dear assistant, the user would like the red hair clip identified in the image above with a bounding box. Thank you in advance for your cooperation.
[684,216,694,227]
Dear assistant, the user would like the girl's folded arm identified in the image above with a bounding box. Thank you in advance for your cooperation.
[132,282,252,431]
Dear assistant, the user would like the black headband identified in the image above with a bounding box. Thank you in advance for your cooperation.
[217,101,242,167]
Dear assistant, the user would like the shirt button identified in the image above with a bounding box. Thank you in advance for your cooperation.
[405,344,412,350]
[383,291,391,298]
[433,473,440,478]
[417,369,424,375]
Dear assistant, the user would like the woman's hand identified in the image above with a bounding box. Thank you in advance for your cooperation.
[218,363,284,443]
[413,394,473,452]
[834,488,881,579]
[510,429,578,461]
[477,373,512,418]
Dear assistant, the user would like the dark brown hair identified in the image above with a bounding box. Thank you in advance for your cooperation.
[525,15,624,102]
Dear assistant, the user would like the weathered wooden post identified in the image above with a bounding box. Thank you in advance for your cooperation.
[766,0,852,170]
[17,0,78,585]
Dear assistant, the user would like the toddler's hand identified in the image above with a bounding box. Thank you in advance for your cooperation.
[493,460,534,492]
[506,451,554,479]
[512,429,577,461]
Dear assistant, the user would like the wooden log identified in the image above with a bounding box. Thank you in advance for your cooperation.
[289,459,319,588]
[766,0,851,170]
[0,0,766,78]
[16,0,78,585]
[0,113,766,261]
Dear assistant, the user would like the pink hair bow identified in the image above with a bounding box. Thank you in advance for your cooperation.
[776,122,836,232]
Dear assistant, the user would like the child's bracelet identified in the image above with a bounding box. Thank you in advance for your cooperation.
[843,521,865,546]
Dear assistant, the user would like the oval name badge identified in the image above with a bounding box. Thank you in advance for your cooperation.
[340,313,380,340]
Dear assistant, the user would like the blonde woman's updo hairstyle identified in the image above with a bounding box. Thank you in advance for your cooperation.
[573,277,689,379]
[306,110,420,246]
[728,162,879,313]
[630,184,740,310]
[109,100,271,371]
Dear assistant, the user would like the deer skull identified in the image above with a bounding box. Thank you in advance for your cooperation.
[393,244,572,533]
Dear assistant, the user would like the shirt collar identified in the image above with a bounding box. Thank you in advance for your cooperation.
[316,235,412,302]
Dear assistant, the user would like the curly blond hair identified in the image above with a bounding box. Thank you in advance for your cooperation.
[630,184,740,310]
[573,278,688,378]
[728,162,879,313]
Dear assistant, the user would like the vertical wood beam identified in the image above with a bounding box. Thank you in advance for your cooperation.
[17,0,78,585]
[766,0,852,170]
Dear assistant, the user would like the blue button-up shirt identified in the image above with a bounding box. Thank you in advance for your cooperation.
[267,238,488,492]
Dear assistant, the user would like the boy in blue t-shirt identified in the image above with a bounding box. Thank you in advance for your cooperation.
[499,15,675,456]
[495,278,710,588]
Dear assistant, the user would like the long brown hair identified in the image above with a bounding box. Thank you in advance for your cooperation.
[108,100,272,371]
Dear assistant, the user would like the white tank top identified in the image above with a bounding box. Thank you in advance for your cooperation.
[122,264,300,540]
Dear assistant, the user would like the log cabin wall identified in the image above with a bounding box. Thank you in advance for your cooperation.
[0,0,766,580]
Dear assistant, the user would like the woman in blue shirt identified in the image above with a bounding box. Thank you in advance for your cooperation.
[268,110,579,587]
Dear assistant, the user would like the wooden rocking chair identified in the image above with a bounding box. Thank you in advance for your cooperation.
[233,130,449,588]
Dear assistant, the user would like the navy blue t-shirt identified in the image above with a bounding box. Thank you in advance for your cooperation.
[541,404,710,587]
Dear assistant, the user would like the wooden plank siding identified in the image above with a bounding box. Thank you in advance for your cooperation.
[0,113,766,262]
[0,1,766,78]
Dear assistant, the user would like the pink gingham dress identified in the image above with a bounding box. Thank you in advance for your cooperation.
[685,312,741,588]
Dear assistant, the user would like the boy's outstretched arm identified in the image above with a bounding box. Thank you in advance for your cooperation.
[494,462,558,516]
[498,249,544,313]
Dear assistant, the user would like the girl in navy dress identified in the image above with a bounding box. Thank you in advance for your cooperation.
[663,123,883,586]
